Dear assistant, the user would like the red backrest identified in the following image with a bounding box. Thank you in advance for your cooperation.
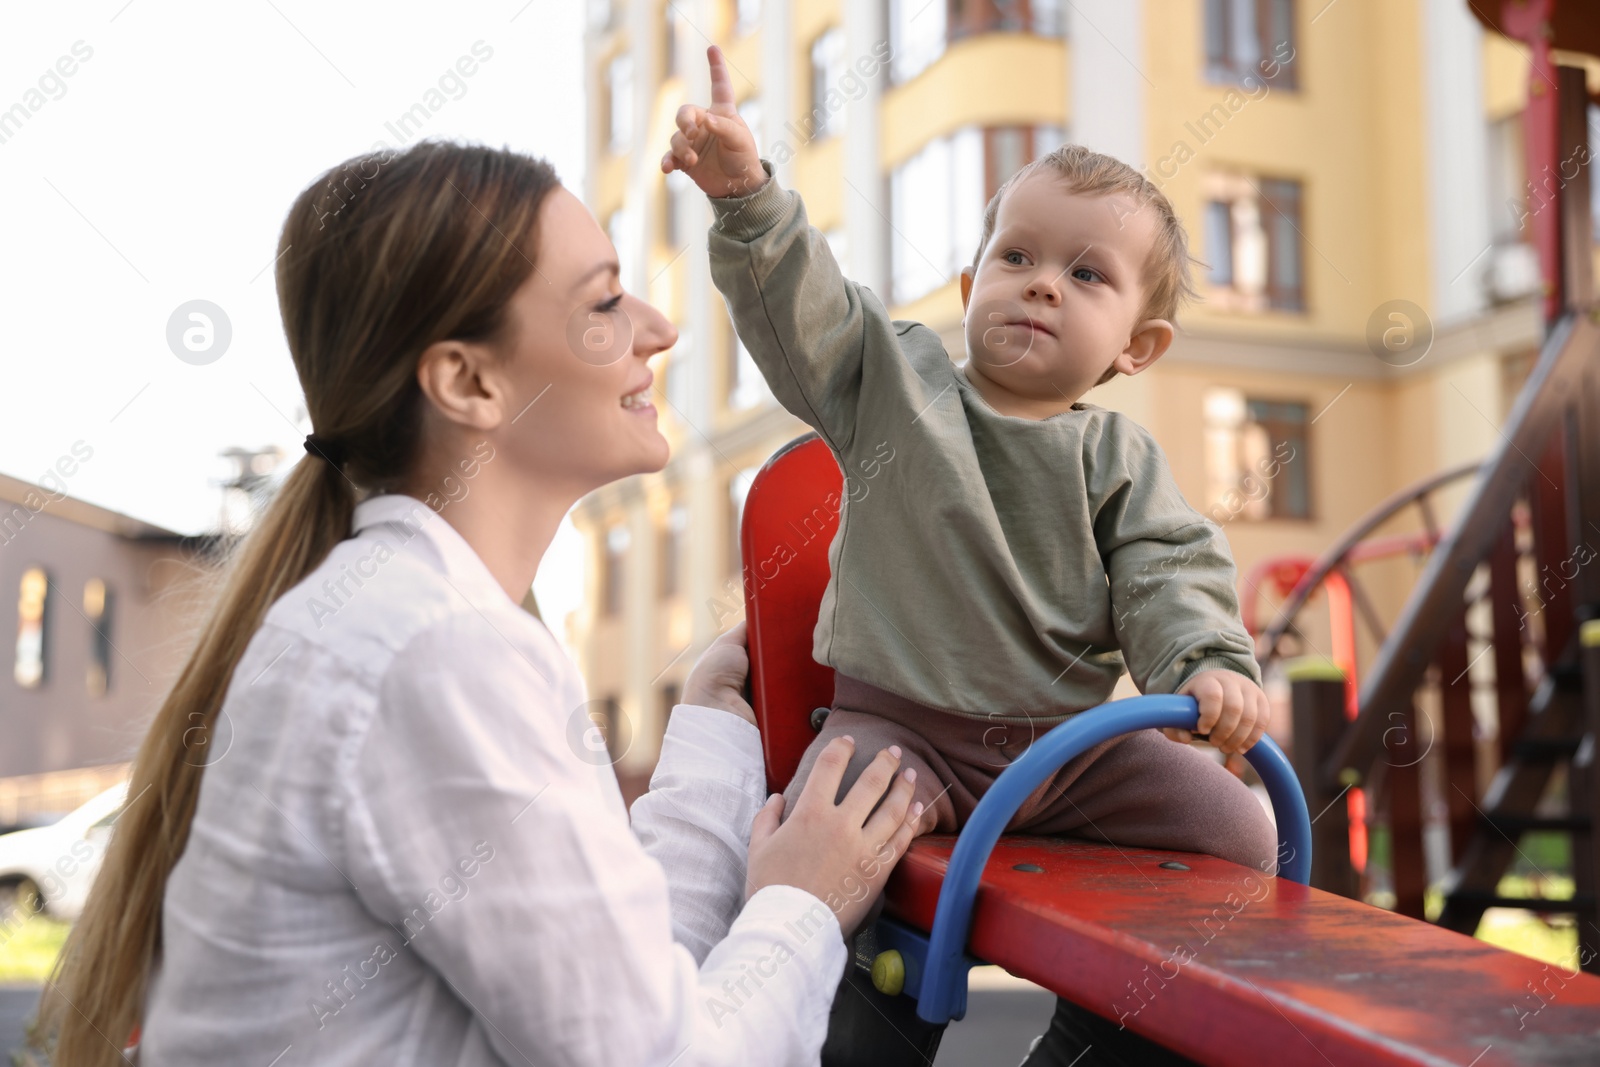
[740,433,841,791]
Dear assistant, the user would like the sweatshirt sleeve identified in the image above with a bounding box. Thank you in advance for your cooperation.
[1088,415,1263,696]
[706,158,902,455]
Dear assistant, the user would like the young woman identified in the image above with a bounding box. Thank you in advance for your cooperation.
[40,140,930,1066]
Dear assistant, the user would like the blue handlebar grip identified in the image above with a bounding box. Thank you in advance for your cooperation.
[913,694,1313,1024]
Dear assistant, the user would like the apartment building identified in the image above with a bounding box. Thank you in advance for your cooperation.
[574,0,1598,781]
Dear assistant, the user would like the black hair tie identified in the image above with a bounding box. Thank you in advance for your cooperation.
[303,433,347,466]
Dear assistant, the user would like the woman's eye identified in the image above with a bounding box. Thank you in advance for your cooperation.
[598,294,623,313]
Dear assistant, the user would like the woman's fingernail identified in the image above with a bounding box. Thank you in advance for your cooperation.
[903,768,916,783]
[889,745,902,758]
[912,801,925,817]
[840,734,855,745]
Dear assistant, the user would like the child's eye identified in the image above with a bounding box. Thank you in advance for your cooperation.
[1071,267,1102,283]
[1002,251,1027,265]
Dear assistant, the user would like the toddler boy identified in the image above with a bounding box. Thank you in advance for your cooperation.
[663,48,1277,886]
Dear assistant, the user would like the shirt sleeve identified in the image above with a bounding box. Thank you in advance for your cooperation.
[1088,415,1263,696]
[630,704,770,967]
[342,613,847,1067]
[706,158,903,455]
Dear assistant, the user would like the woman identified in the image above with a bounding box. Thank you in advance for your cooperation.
[40,140,930,1066]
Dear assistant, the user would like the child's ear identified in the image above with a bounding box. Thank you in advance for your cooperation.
[1112,318,1174,377]
[959,266,975,314]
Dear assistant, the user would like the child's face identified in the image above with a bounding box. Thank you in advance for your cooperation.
[959,176,1171,410]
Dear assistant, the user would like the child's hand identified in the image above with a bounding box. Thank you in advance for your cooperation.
[682,621,755,726]
[1169,669,1270,754]
[660,45,765,199]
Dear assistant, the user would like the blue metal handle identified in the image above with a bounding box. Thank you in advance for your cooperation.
[913,694,1312,1024]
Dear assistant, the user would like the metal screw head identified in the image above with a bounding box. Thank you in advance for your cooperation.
[809,706,830,731]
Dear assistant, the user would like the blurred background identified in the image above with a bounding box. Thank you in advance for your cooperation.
[1,0,1598,1059]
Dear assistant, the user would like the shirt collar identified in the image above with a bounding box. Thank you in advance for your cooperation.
[350,493,516,612]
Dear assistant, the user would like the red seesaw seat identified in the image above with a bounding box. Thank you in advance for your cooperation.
[741,433,1600,1067]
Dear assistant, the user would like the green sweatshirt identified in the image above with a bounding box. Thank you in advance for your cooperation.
[708,160,1261,723]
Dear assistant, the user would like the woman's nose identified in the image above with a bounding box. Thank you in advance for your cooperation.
[628,295,678,359]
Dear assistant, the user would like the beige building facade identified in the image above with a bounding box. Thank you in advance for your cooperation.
[574,0,1599,782]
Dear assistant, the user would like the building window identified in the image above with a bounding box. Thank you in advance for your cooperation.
[807,27,846,141]
[727,324,773,411]
[84,579,112,697]
[728,466,759,575]
[14,567,48,689]
[597,694,627,761]
[588,0,617,32]
[660,682,681,722]
[607,206,633,288]
[663,168,694,249]
[606,52,633,153]
[735,0,761,35]
[889,124,1061,305]
[660,502,687,598]
[602,524,630,616]
[823,227,850,276]
[889,0,946,83]
[949,0,1066,39]
[1204,0,1297,89]
[1203,172,1305,313]
[662,2,679,78]
[1203,388,1311,521]
[737,96,763,156]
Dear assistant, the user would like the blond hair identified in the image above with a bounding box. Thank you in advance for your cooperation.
[970,144,1196,385]
[37,140,562,1066]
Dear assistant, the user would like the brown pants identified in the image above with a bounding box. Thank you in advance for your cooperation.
[780,674,1278,874]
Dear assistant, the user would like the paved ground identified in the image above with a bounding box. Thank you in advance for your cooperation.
[0,977,1057,1065]
[933,967,1058,1066]
[0,985,40,1062]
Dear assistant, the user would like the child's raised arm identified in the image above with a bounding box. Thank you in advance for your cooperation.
[664,45,902,456]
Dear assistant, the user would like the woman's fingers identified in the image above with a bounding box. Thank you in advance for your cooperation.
[838,746,903,824]
[790,735,855,815]
[861,763,918,842]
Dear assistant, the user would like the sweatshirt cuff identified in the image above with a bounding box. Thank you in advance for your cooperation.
[652,703,768,798]
[1177,654,1262,689]
[708,158,791,241]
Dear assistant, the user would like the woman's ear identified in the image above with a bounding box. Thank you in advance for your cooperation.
[415,339,506,432]
[1111,318,1174,377]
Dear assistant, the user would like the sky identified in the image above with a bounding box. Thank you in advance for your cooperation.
[1,0,591,640]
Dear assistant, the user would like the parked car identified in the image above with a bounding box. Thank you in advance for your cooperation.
[0,783,128,921]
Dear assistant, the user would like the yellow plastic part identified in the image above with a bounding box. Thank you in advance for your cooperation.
[871,949,905,996]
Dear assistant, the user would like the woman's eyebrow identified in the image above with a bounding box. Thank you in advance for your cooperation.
[570,259,619,294]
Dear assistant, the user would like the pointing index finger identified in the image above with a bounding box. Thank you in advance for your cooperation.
[707,44,735,110]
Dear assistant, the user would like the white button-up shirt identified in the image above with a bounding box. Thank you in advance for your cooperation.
[139,493,846,1066]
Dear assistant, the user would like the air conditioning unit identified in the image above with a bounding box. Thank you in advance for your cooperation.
[1488,242,1541,303]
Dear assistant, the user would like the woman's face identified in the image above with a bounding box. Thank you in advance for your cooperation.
[492,185,676,496]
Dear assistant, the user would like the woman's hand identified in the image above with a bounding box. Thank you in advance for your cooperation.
[745,738,930,938]
[682,621,756,726]
[660,45,766,199]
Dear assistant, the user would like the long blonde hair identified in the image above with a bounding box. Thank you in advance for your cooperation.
[38,139,561,1065]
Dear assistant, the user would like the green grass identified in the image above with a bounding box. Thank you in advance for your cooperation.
[0,914,68,984]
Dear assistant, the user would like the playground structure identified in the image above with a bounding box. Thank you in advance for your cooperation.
[737,5,1600,1061]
